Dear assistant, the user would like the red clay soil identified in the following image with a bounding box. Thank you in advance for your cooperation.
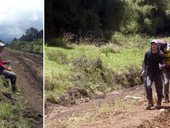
[45,85,170,128]
[2,48,43,128]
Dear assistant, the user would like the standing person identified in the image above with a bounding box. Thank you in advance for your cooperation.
[143,39,165,109]
[157,38,170,103]
[0,42,18,94]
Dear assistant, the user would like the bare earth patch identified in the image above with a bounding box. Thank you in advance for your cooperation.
[46,85,170,128]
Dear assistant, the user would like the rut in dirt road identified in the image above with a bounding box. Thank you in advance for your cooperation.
[46,85,170,128]
[2,48,43,127]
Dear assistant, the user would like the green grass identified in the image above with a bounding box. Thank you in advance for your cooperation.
[45,43,145,102]
[0,76,33,128]
[0,103,12,119]
[99,48,145,71]
[45,45,145,71]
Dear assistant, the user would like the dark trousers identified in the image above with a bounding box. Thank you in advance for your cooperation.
[144,73,163,101]
[162,70,170,96]
[0,70,17,92]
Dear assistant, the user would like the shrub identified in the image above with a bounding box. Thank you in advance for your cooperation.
[46,50,68,64]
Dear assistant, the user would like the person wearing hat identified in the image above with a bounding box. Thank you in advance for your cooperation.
[0,42,18,93]
[143,39,165,109]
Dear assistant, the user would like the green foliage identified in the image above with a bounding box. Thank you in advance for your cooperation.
[9,39,43,54]
[19,27,43,42]
[0,76,31,128]
[46,49,68,64]
[111,32,149,49]
[0,103,12,119]
[46,0,125,41]
[120,0,168,35]
[46,0,170,45]
[71,56,141,94]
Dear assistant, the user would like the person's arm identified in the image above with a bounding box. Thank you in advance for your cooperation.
[1,60,8,65]
[0,63,10,71]
[140,52,148,76]
[144,52,148,70]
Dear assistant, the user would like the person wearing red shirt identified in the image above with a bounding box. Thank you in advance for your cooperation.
[0,42,18,93]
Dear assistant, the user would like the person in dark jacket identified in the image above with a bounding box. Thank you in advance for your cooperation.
[143,39,165,109]
[0,42,18,93]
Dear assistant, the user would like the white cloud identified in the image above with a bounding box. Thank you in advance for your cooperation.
[0,0,43,42]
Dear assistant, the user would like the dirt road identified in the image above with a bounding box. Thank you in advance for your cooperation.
[2,48,43,127]
[46,85,170,128]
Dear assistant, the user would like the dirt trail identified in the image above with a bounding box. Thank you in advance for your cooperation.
[2,48,43,127]
[46,85,170,128]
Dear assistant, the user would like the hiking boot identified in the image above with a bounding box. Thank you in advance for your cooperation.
[156,99,162,109]
[15,92,20,95]
[12,89,20,94]
[163,95,169,103]
[146,100,154,110]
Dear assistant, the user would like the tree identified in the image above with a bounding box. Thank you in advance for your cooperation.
[45,0,170,44]
[37,30,43,38]
[13,38,17,42]
[19,27,42,42]
[26,27,38,36]
[45,0,126,41]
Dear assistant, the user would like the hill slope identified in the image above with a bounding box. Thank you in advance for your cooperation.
[2,48,43,128]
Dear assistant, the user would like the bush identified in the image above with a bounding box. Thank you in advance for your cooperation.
[71,56,141,96]
[46,50,68,64]
[9,39,43,54]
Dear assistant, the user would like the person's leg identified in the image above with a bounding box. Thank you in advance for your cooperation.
[2,70,17,93]
[144,75,153,109]
[166,72,170,101]
[163,71,169,102]
[154,73,164,108]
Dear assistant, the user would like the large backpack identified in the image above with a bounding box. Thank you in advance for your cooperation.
[157,39,170,69]
[157,38,167,52]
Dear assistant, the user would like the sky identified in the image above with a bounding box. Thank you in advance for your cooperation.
[0,0,43,42]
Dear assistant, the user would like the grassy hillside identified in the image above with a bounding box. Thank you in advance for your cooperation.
[0,76,39,127]
[45,34,170,105]
[45,34,153,104]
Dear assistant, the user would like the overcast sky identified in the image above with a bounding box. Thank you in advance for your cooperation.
[0,0,43,42]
